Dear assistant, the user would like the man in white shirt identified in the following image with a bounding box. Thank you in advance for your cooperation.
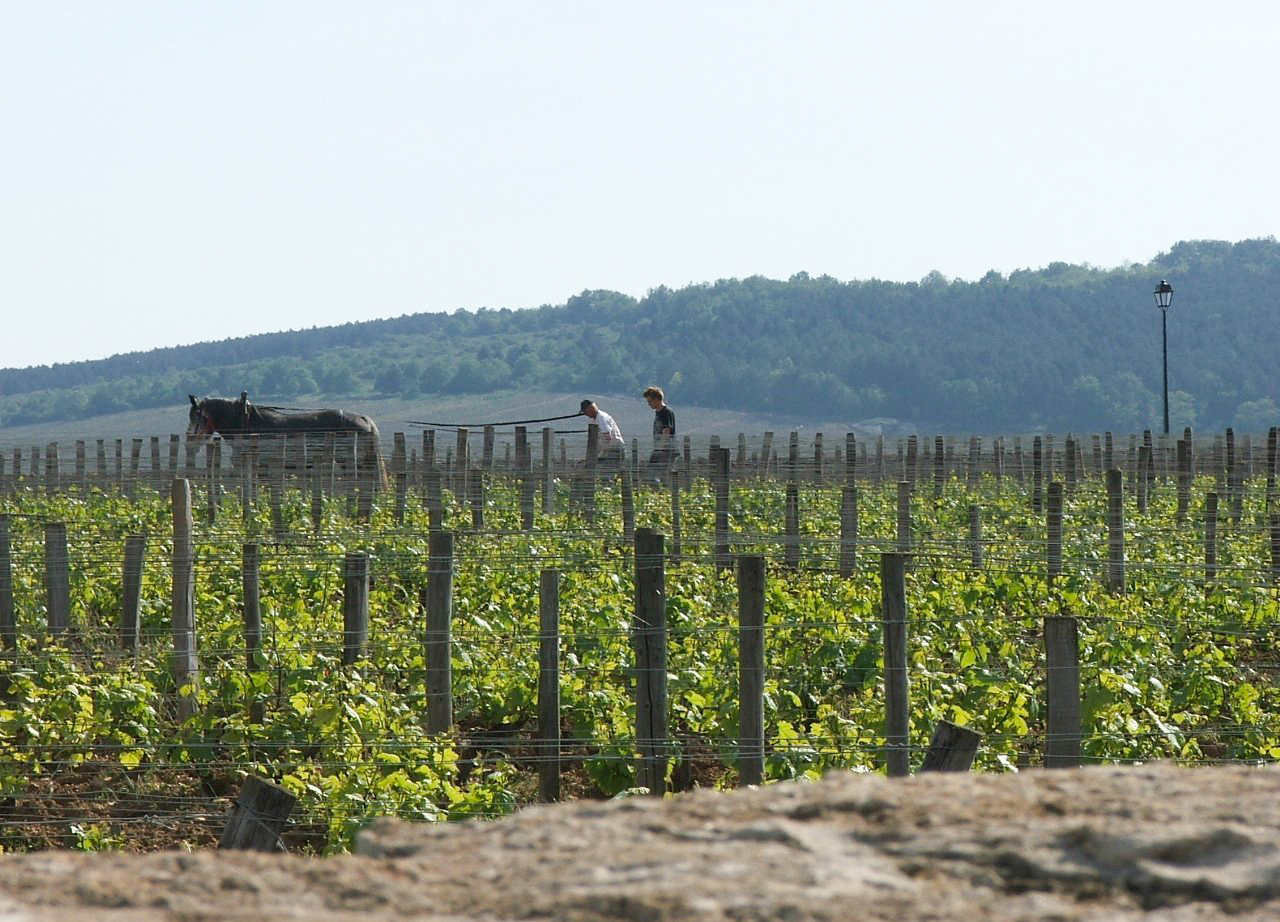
[580,399,624,473]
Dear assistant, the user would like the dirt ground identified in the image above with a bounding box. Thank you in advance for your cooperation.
[0,761,1277,921]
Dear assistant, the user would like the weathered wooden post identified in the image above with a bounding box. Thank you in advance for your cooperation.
[392,432,408,525]
[737,555,766,787]
[541,426,554,516]
[121,535,146,652]
[881,553,910,778]
[1106,468,1125,593]
[538,569,560,802]
[1047,482,1063,585]
[426,531,454,734]
[171,479,198,720]
[920,721,982,772]
[219,776,296,851]
[668,470,683,565]
[44,523,70,636]
[620,464,635,544]
[968,504,983,570]
[933,435,945,499]
[839,485,858,577]
[0,515,13,651]
[714,447,731,572]
[1044,615,1081,768]
[242,543,264,723]
[1032,436,1044,514]
[783,482,800,569]
[896,481,912,557]
[633,528,668,795]
[1204,492,1219,586]
[1176,437,1191,522]
[342,552,369,667]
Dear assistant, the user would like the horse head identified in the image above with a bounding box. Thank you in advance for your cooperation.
[188,393,253,441]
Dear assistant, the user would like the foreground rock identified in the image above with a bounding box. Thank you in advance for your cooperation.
[0,762,1276,921]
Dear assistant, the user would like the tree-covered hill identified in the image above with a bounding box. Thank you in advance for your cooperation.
[2,238,1277,433]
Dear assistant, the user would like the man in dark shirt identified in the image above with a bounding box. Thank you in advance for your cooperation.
[643,386,676,485]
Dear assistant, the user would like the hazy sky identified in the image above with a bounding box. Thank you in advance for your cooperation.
[4,2,1278,369]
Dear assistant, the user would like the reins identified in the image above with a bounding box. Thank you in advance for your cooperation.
[404,411,585,430]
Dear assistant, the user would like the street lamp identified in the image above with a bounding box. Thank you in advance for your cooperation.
[1154,280,1174,435]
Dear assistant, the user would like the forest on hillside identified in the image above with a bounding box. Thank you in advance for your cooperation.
[1,238,1277,433]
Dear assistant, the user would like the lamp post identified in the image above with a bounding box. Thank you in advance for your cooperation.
[1154,280,1173,435]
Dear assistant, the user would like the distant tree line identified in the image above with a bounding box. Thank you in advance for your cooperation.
[1,237,1278,433]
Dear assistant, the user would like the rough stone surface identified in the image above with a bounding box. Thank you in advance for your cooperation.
[0,762,1278,921]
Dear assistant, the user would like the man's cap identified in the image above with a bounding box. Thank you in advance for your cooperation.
[580,399,594,412]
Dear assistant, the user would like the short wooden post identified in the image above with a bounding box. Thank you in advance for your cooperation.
[620,464,635,544]
[881,553,910,777]
[782,482,801,569]
[1204,492,1219,586]
[426,531,454,734]
[1047,482,1063,584]
[541,427,554,515]
[0,515,13,651]
[634,528,668,795]
[920,721,982,772]
[121,535,146,652]
[737,555,766,786]
[469,469,485,530]
[838,485,858,577]
[1271,514,1280,586]
[392,432,408,525]
[171,479,199,720]
[537,569,560,802]
[668,470,683,565]
[44,523,71,636]
[242,543,264,723]
[967,504,983,570]
[340,552,368,666]
[714,447,731,571]
[218,776,297,851]
[1044,615,1081,768]
[1106,468,1125,593]
[896,481,912,557]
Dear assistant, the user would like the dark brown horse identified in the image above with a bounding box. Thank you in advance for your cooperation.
[188,392,388,490]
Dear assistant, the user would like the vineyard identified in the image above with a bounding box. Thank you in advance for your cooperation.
[0,427,1277,855]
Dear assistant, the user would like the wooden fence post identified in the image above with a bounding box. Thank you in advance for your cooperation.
[538,426,553,515]
[881,552,910,777]
[343,552,369,667]
[1106,468,1125,593]
[1204,492,1219,586]
[538,569,560,802]
[633,528,668,795]
[737,555,766,786]
[121,535,146,652]
[219,776,296,851]
[668,470,683,565]
[920,721,982,772]
[714,447,731,571]
[1044,615,1081,768]
[839,485,858,577]
[171,479,198,720]
[0,515,13,651]
[426,531,454,735]
[242,543,264,723]
[968,504,983,570]
[43,523,71,636]
[896,481,912,557]
[1047,482,1063,584]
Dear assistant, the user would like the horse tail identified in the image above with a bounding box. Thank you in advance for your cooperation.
[364,419,390,493]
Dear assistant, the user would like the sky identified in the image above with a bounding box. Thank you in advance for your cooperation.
[3,1,1279,370]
